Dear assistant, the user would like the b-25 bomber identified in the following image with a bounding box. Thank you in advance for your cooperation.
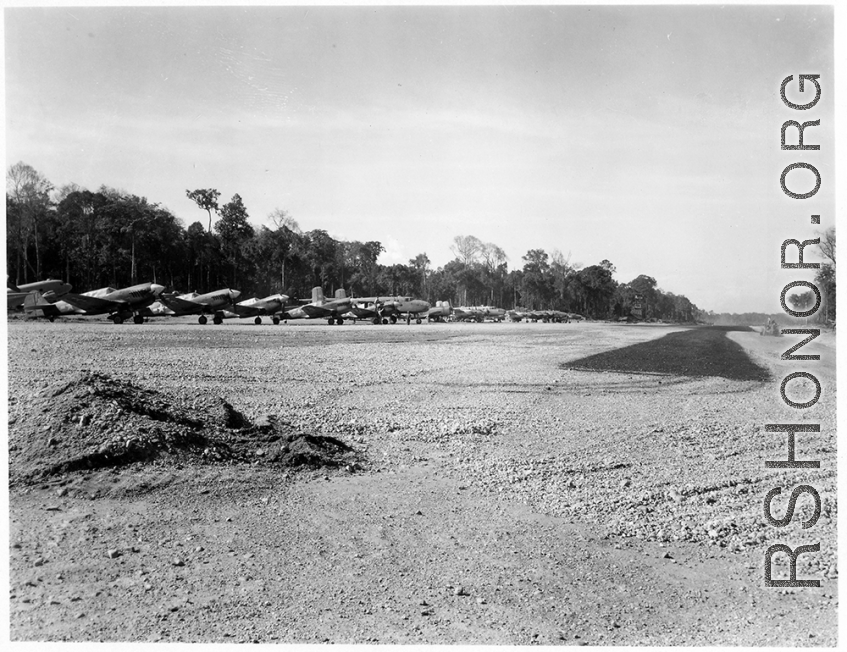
[284,287,353,325]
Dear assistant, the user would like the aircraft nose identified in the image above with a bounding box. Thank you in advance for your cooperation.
[151,283,166,296]
[230,290,241,300]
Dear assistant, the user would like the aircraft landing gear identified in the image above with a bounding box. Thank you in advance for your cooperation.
[213,315,223,325]
[112,315,124,324]
[133,314,144,324]
[327,318,335,326]
[406,314,411,325]
[198,315,208,325]
[272,316,280,325]
[372,317,381,325]
[382,318,389,324]
[389,315,397,324]
[416,318,422,324]
[336,318,344,325]
[254,316,262,325]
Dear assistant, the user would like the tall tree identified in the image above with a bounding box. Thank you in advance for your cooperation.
[6,162,54,283]
[451,235,483,266]
[409,253,431,297]
[186,188,221,232]
[521,249,552,310]
[215,194,254,287]
[268,208,301,234]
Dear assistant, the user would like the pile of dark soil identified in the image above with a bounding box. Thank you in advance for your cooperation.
[561,326,770,381]
[8,372,360,485]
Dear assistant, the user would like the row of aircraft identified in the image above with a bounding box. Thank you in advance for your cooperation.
[9,279,581,326]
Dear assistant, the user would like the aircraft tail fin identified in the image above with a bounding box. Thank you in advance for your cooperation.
[311,287,325,304]
[23,290,60,317]
[23,290,49,310]
[334,288,347,300]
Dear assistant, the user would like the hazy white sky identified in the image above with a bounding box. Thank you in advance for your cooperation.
[4,4,835,313]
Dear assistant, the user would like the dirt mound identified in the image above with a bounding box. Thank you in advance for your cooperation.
[271,433,353,467]
[8,372,361,485]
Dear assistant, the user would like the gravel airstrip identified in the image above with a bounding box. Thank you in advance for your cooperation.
[6,317,837,645]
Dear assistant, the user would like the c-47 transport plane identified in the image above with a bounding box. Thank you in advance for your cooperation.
[24,281,165,323]
[284,287,352,325]
[349,296,431,324]
[155,288,242,324]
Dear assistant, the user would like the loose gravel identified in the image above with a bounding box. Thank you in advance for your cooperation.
[6,317,837,644]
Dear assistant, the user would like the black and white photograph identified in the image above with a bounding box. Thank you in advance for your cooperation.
[3,2,839,646]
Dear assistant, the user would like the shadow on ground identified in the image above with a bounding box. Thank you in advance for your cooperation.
[561,326,770,381]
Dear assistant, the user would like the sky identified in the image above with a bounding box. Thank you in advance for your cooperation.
[3,3,836,313]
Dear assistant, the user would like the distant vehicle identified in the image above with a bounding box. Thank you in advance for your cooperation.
[7,278,72,310]
[284,287,352,325]
[427,300,452,322]
[24,281,165,323]
[156,288,242,324]
[349,295,431,324]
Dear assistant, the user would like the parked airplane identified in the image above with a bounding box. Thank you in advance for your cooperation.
[349,296,431,324]
[230,293,290,324]
[426,300,452,322]
[284,287,352,325]
[24,281,165,323]
[483,307,506,322]
[156,288,242,324]
[526,309,570,323]
[453,306,505,322]
[7,278,72,310]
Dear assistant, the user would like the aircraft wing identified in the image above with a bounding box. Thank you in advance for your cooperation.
[158,295,206,315]
[300,304,333,318]
[231,303,262,317]
[7,292,28,309]
[349,304,378,319]
[23,292,69,317]
[61,293,124,314]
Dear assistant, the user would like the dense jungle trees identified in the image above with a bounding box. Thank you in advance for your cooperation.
[7,162,713,320]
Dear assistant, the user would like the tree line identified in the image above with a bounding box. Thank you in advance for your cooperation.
[7,160,785,322]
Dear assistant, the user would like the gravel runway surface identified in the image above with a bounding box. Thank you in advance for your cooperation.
[6,317,838,644]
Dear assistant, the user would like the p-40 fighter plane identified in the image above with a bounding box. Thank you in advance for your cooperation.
[7,278,72,310]
[24,281,165,323]
[284,287,352,325]
[154,288,242,324]
[452,306,490,322]
[230,293,290,324]
[349,295,431,324]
